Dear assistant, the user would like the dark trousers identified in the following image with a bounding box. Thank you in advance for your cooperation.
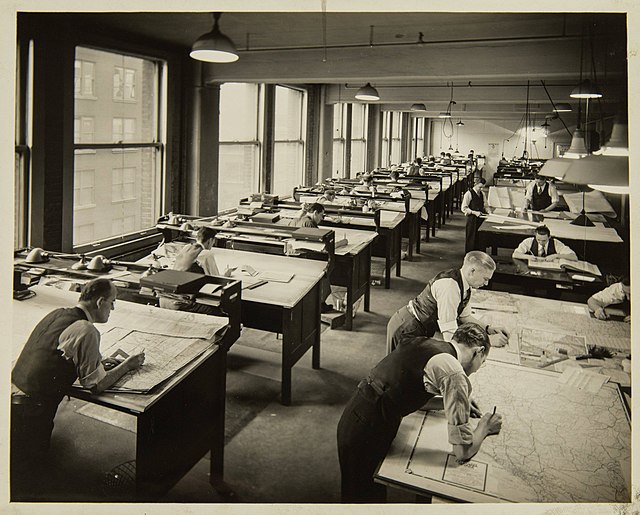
[386,306,437,354]
[337,385,402,503]
[465,214,484,253]
[11,395,60,499]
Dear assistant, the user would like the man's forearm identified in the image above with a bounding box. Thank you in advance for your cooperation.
[93,362,135,394]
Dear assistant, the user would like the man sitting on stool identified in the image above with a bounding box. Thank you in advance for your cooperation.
[291,202,334,313]
[386,251,509,353]
[512,224,577,262]
[523,173,559,212]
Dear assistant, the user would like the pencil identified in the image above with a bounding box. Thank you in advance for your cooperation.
[492,406,496,416]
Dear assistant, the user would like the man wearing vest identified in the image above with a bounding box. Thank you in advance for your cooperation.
[523,173,559,212]
[11,279,145,490]
[512,224,578,262]
[461,177,487,253]
[386,251,509,353]
[337,323,503,503]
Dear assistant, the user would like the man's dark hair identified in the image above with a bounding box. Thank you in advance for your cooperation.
[453,323,490,353]
[196,226,217,244]
[535,225,551,236]
[415,157,423,165]
[474,177,487,186]
[79,278,113,302]
[308,202,325,214]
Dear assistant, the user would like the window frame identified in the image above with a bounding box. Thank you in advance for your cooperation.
[72,44,166,254]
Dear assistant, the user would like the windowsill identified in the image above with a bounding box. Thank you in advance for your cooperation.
[111,198,137,203]
[112,98,138,103]
[74,95,98,101]
[74,203,97,210]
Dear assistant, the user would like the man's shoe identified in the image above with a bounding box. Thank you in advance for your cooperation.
[321,302,333,313]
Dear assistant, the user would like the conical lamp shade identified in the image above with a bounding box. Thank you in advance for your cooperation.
[570,79,602,99]
[553,103,572,112]
[594,122,628,156]
[190,16,239,63]
[355,83,380,101]
[411,103,427,111]
[563,129,588,159]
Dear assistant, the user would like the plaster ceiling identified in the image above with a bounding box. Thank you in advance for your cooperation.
[39,11,629,121]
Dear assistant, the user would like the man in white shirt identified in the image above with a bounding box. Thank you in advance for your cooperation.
[512,225,578,262]
[524,174,559,212]
[461,177,487,253]
[587,277,631,322]
[386,251,509,352]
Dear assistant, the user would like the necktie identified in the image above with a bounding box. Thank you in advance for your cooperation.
[540,246,546,257]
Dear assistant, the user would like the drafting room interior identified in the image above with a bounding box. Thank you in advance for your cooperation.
[4,2,637,510]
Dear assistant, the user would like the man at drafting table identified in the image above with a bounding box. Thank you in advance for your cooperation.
[587,277,631,322]
[511,224,577,262]
[337,323,502,503]
[11,278,145,492]
[158,226,231,314]
[523,173,559,212]
[386,251,509,353]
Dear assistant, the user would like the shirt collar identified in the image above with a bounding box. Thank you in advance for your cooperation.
[460,269,470,294]
[449,340,461,360]
[76,303,94,323]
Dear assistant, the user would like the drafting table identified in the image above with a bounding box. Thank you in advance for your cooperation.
[146,245,326,405]
[489,256,604,302]
[376,364,629,503]
[376,289,631,503]
[12,285,236,500]
[329,227,378,330]
[478,212,624,268]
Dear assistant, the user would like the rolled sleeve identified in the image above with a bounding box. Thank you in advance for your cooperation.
[591,283,625,307]
[548,183,559,203]
[513,237,533,256]
[524,182,534,202]
[59,320,105,389]
[554,239,577,258]
[424,353,474,445]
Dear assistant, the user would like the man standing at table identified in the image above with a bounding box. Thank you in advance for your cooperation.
[11,278,145,493]
[512,224,577,262]
[461,177,487,253]
[386,251,509,353]
[338,323,503,503]
[523,173,559,212]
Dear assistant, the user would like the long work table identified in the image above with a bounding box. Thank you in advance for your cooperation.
[376,290,630,504]
[148,244,326,405]
[12,284,238,500]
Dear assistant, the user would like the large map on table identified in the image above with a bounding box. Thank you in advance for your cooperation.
[377,361,630,503]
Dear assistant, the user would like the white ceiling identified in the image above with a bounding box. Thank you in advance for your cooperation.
[44,11,628,121]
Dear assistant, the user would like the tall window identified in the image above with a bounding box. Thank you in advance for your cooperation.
[273,85,306,196]
[219,83,262,211]
[350,103,368,174]
[390,111,402,165]
[73,46,164,248]
[381,111,391,168]
[14,39,33,248]
[332,103,347,177]
[413,118,425,159]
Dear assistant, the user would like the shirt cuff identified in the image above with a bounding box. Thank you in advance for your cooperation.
[448,421,474,445]
[79,364,107,389]
[438,319,458,336]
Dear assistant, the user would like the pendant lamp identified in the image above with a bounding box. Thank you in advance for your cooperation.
[355,83,380,101]
[190,13,239,63]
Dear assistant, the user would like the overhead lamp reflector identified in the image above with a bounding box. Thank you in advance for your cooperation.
[553,103,572,113]
[570,79,602,99]
[355,83,380,101]
[411,103,427,111]
[190,13,239,63]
